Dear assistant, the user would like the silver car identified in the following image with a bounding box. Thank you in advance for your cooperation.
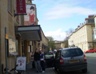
[54,47,87,73]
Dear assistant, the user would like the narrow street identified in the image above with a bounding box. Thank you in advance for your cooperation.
[23,53,96,74]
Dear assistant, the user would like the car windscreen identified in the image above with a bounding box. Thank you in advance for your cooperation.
[61,48,83,57]
[45,52,54,59]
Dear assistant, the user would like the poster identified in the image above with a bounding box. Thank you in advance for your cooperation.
[24,4,36,25]
[8,39,18,56]
[16,57,26,71]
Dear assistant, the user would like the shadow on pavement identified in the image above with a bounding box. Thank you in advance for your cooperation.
[54,70,88,74]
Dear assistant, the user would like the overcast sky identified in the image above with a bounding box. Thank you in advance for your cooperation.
[33,0,96,41]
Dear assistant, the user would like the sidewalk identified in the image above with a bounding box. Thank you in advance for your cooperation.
[22,68,56,74]
[22,69,42,74]
[22,62,56,74]
[22,61,44,74]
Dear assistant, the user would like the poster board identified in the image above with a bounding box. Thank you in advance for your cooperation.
[16,57,26,71]
[24,4,36,25]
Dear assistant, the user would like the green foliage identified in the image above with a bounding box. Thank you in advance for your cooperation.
[46,36,55,50]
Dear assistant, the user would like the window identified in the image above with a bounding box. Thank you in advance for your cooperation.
[86,18,94,24]
[8,0,13,13]
[61,48,83,57]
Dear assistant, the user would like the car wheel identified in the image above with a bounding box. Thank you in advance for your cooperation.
[82,68,87,73]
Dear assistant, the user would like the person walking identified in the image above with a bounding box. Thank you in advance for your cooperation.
[34,49,42,73]
[40,50,45,73]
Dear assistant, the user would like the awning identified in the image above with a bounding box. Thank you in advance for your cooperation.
[15,25,42,41]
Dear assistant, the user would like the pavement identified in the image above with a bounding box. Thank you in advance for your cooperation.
[21,61,56,74]
[22,68,56,74]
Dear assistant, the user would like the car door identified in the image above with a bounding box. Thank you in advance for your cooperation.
[54,51,61,69]
[44,52,55,68]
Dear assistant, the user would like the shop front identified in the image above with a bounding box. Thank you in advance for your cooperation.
[15,25,42,63]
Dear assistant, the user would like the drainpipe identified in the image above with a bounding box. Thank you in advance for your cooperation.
[0,0,1,73]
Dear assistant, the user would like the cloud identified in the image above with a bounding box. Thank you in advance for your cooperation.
[45,4,96,20]
[45,29,67,41]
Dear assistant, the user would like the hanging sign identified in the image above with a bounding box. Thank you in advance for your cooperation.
[16,0,26,14]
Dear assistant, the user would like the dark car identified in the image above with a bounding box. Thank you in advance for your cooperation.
[54,47,87,73]
[44,51,55,68]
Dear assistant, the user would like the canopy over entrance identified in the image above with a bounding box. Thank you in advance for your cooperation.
[16,25,42,41]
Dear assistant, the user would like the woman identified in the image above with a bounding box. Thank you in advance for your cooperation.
[40,50,45,73]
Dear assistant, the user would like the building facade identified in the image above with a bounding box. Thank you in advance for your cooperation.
[0,0,48,73]
[68,15,96,52]
[0,0,22,73]
[54,40,68,50]
[40,30,49,52]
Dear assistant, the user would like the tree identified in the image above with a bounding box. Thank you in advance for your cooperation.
[66,28,74,37]
[47,37,55,51]
[47,36,54,41]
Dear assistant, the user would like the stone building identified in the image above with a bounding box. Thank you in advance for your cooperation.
[0,0,23,73]
[0,0,48,73]
[68,15,96,52]
[54,39,68,50]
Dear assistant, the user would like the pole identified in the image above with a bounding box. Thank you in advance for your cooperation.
[5,27,8,74]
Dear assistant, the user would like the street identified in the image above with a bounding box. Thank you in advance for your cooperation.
[24,53,96,74]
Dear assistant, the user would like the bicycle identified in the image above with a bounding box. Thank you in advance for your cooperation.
[4,65,22,74]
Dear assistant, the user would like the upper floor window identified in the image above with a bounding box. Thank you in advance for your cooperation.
[86,18,94,24]
[8,0,13,14]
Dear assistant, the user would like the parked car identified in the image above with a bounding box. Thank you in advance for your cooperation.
[85,49,96,53]
[44,52,55,68]
[54,47,87,73]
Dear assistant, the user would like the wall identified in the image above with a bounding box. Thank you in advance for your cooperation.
[68,24,94,52]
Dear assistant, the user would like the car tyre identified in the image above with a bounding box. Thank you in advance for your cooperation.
[82,68,87,73]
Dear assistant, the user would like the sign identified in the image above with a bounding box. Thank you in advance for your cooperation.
[9,39,17,55]
[16,0,26,14]
[16,57,26,71]
[24,4,36,25]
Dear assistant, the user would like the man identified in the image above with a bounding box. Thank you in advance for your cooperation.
[34,49,42,72]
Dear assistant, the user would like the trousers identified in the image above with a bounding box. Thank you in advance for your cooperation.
[34,60,42,72]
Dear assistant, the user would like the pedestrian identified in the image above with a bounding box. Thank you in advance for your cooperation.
[40,50,45,73]
[34,48,42,73]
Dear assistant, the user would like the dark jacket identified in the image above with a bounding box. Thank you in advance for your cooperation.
[34,52,40,61]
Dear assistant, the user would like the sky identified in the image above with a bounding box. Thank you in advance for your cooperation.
[32,0,96,41]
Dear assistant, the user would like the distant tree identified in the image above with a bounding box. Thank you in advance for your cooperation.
[66,28,74,37]
[47,36,55,51]
[47,36,54,41]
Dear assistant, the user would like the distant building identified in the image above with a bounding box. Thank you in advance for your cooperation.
[55,40,68,49]
[68,15,96,52]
